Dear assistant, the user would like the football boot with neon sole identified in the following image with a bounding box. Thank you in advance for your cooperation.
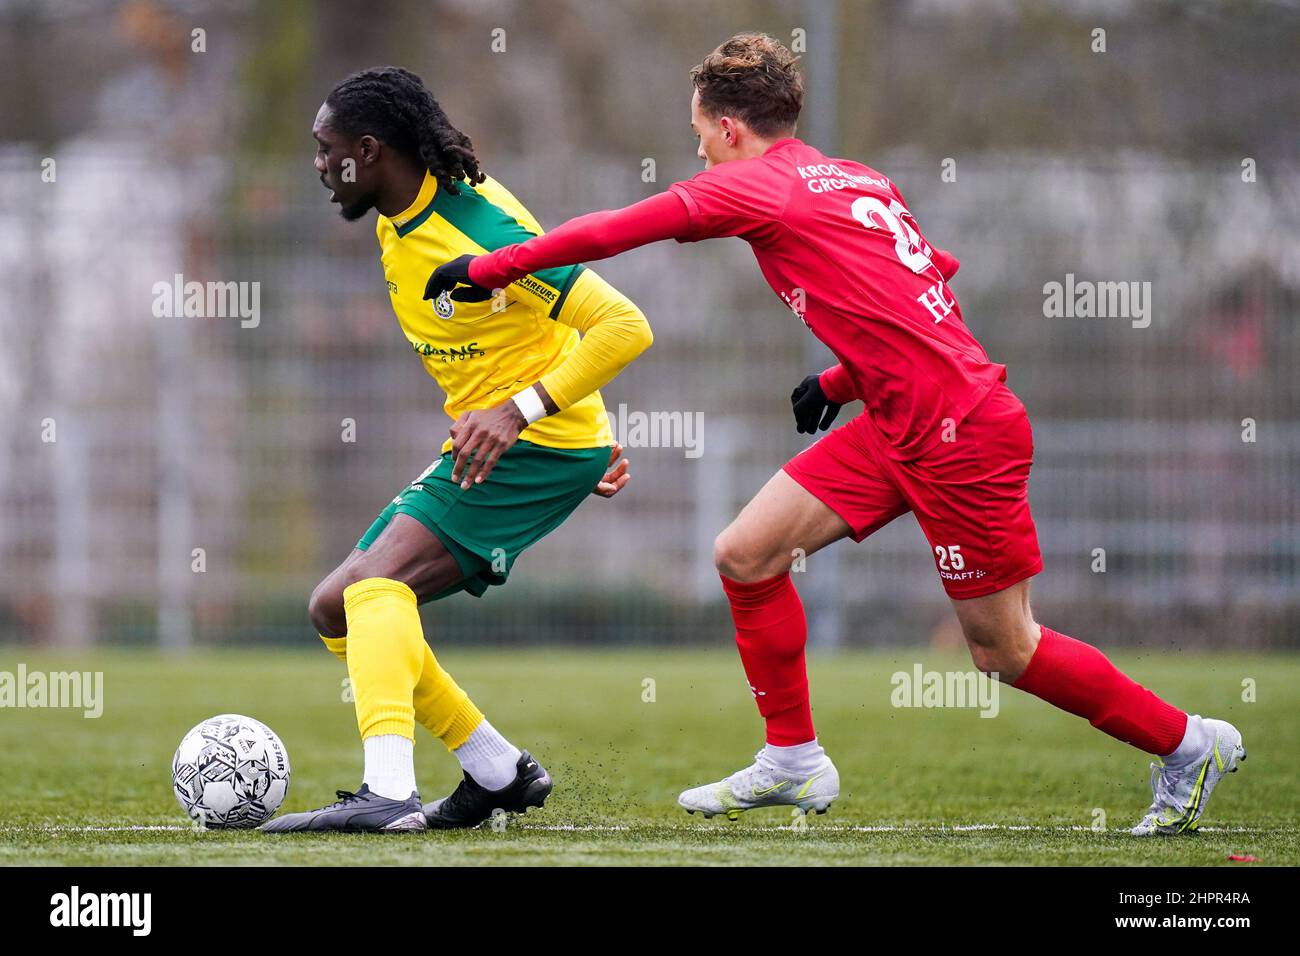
[1131,717,1246,835]
[678,750,839,821]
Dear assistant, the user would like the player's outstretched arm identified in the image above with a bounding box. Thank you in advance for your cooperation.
[424,191,690,301]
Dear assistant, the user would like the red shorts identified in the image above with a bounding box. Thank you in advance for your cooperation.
[783,382,1043,599]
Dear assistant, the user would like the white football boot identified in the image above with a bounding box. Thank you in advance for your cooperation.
[678,750,839,821]
[1131,717,1246,835]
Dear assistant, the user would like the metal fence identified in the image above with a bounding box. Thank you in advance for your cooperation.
[1,143,1296,649]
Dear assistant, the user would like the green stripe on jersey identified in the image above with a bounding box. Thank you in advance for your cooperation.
[425,181,582,315]
[393,201,437,239]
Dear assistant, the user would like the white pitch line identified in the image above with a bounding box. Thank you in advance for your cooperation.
[771,824,1261,834]
[514,824,632,832]
[487,823,1268,834]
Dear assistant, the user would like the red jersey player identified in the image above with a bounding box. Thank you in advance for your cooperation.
[427,33,1246,835]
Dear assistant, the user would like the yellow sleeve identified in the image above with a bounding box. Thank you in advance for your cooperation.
[537,268,653,411]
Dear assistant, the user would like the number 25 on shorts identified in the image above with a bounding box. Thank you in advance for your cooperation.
[934,544,964,572]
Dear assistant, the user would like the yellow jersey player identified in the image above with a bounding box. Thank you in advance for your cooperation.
[264,67,652,833]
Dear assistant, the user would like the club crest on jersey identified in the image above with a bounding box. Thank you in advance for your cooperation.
[432,290,455,319]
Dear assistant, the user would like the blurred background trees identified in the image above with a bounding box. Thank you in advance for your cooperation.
[0,0,1296,649]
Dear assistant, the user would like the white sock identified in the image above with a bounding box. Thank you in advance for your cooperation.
[454,719,522,791]
[362,734,417,800]
[764,739,825,775]
[1165,714,1210,766]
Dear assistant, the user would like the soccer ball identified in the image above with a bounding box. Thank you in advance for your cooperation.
[172,714,290,829]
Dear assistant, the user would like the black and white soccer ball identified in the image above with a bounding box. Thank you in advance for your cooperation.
[172,714,290,829]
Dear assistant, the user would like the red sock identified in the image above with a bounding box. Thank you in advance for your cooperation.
[1012,627,1188,755]
[720,573,815,746]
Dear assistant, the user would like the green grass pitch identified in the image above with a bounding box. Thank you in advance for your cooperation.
[0,648,1295,866]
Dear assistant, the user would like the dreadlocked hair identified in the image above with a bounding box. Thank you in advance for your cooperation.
[326,66,485,194]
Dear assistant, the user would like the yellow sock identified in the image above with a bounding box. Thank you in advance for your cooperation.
[322,600,483,750]
[414,646,483,750]
[343,578,424,741]
[320,633,347,664]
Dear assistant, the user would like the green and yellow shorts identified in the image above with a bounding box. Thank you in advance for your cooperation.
[357,439,610,602]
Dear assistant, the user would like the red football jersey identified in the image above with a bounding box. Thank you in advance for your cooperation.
[668,138,1005,460]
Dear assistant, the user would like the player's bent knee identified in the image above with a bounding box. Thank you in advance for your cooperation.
[712,531,740,578]
[713,531,782,582]
[961,621,1036,678]
[966,641,1004,676]
[307,581,345,639]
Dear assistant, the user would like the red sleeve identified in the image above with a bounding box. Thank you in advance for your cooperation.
[470,191,691,289]
[667,161,786,243]
[931,246,960,281]
[819,363,857,404]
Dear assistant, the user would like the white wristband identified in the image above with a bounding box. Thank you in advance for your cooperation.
[511,386,548,425]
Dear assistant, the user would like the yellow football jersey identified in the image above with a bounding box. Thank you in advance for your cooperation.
[376,171,612,450]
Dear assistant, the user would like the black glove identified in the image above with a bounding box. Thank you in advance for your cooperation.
[790,374,842,434]
[423,253,494,303]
